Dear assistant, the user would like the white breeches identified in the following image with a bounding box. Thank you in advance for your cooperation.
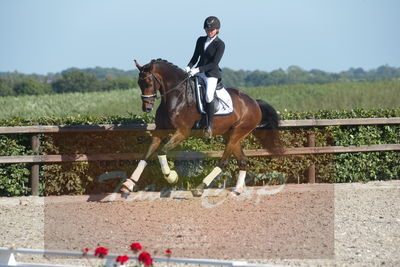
[197,72,218,103]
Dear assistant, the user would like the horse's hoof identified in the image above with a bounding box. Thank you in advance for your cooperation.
[230,191,240,197]
[165,170,178,184]
[230,187,244,197]
[191,183,206,197]
[120,186,130,194]
[121,191,130,199]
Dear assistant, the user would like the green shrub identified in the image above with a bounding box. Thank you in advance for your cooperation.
[0,136,30,196]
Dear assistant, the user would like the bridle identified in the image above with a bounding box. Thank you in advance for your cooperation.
[139,71,162,103]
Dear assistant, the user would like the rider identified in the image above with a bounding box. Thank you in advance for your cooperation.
[185,16,225,138]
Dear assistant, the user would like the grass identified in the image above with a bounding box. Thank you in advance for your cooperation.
[241,81,400,112]
[0,81,399,120]
[0,89,142,119]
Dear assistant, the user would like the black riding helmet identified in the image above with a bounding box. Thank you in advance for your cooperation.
[203,16,221,30]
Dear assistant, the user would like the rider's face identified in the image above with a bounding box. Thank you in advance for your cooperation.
[205,28,218,38]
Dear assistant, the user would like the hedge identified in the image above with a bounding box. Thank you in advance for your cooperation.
[0,108,399,196]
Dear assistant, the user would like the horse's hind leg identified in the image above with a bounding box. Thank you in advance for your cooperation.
[231,145,248,195]
[191,140,238,197]
[192,129,252,197]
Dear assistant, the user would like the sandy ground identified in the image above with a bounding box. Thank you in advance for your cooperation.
[0,180,399,266]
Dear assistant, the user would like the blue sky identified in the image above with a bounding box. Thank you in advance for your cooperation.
[1,0,399,74]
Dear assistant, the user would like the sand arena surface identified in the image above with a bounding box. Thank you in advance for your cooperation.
[0,181,399,266]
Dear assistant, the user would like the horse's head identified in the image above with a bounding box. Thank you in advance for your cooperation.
[134,59,188,113]
[134,60,162,112]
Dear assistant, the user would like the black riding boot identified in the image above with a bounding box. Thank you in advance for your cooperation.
[205,100,216,139]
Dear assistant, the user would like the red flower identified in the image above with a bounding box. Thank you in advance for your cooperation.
[130,242,142,253]
[94,246,109,258]
[82,248,89,256]
[165,248,172,257]
[138,251,153,266]
[116,255,129,264]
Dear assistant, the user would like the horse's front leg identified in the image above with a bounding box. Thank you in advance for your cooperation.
[158,129,190,184]
[121,135,162,193]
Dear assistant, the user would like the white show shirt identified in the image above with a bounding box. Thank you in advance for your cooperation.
[204,35,218,51]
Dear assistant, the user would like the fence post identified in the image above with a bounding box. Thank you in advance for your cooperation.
[31,134,40,196]
[307,133,316,183]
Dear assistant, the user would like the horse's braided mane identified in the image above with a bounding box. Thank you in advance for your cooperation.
[145,58,185,75]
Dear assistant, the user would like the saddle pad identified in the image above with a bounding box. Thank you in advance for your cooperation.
[193,76,233,116]
[214,88,233,115]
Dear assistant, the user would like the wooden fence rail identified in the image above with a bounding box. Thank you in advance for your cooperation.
[1,117,400,134]
[1,117,400,195]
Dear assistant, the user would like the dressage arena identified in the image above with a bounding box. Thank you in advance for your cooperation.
[0,180,399,266]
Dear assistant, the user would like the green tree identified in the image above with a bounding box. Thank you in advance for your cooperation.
[245,70,271,87]
[14,78,51,95]
[0,78,14,96]
[287,65,310,84]
[62,67,138,80]
[221,68,248,87]
[376,65,398,78]
[101,77,137,91]
[52,71,99,93]
[269,69,287,85]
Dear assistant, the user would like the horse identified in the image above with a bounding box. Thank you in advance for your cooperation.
[121,59,282,196]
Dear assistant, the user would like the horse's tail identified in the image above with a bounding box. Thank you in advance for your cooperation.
[253,99,284,155]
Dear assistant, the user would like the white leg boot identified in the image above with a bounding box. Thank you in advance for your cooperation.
[232,170,246,195]
[121,160,147,192]
[158,155,178,184]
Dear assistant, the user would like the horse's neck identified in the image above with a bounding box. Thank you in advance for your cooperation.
[160,73,194,111]
[157,69,184,95]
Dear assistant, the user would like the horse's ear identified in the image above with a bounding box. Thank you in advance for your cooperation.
[134,60,142,71]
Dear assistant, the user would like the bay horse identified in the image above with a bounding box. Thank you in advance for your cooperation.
[121,59,282,196]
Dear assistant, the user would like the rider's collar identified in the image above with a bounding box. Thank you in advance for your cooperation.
[206,35,218,42]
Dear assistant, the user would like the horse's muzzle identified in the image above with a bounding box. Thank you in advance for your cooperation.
[142,101,154,113]
[142,104,153,112]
